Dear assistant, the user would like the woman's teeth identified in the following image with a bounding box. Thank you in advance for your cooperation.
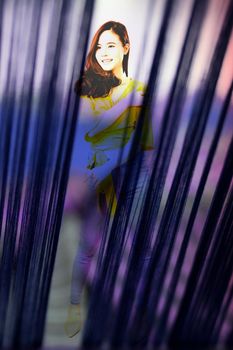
[102,59,113,63]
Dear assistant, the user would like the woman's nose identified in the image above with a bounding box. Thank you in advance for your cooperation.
[101,46,108,56]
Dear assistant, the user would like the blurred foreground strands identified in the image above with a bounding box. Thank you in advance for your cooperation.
[0,0,233,349]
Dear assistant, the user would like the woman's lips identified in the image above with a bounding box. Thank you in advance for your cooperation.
[101,59,113,63]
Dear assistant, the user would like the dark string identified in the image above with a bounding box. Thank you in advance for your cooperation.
[82,0,233,348]
[168,2,233,346]
[169,133,233,348]
[82,0,176,346]
[150,78,233,346]
[111,0,210,346]
[0,0,43,345]
[146,1,233,346]
[0,0,94,347]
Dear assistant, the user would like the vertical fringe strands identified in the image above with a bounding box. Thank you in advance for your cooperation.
[146,0,233,347]
[82,0,233,349]
[0,0,232,348]
[111,0,211,347]
[0,0,94,348]
[152,78,233,347]
[82,0,177,346]
[168,1,233,346]
[169,134,233,348]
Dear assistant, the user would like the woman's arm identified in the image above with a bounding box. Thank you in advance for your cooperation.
[80,89,144,136]
[90,90,144,136]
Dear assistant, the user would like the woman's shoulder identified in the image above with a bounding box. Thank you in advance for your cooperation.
[78,95,97,116]
[128,78,147,95]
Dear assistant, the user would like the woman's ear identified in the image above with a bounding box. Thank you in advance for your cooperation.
[124,43,130,55]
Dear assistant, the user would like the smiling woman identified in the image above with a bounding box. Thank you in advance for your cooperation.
[75,21,131,98]
[64,21,154,338]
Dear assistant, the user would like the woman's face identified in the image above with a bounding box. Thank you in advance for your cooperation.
[95,30,128,73]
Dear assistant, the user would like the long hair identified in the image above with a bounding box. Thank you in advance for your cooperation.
[75,21,130,98]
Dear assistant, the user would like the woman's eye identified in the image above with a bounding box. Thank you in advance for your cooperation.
[108,45,115,48]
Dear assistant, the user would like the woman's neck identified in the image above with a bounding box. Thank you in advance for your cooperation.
[112,67,128,84]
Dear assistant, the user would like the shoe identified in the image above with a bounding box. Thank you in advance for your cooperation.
[64,303,82,338]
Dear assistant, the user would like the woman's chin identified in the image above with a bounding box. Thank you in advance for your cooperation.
[103,68,113,72]
[100,64,114,71]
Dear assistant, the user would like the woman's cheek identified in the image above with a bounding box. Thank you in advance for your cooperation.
[95,52,101,64]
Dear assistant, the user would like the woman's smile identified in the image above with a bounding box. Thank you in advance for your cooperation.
[101,58,113,63]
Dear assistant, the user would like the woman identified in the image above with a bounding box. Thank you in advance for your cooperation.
[64,21,154,337]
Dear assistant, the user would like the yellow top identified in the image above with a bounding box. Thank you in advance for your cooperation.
[79,79,154,214]
[81,79,154,170]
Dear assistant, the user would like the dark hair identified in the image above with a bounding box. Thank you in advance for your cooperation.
[75,21,130,98]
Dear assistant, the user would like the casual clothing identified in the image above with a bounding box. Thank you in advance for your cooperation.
[70,79,154,304]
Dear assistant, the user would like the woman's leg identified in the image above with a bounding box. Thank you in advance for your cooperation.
[70,207,101,305]
[65,194,102,337]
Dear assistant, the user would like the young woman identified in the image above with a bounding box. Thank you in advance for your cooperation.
[64,21,154,337]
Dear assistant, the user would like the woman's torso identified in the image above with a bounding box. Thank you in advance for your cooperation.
[70,78,153,186]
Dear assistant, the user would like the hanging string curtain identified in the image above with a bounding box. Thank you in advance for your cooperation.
[82,0,233,348]
[0,0,94,347]
[0,0,232,348]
